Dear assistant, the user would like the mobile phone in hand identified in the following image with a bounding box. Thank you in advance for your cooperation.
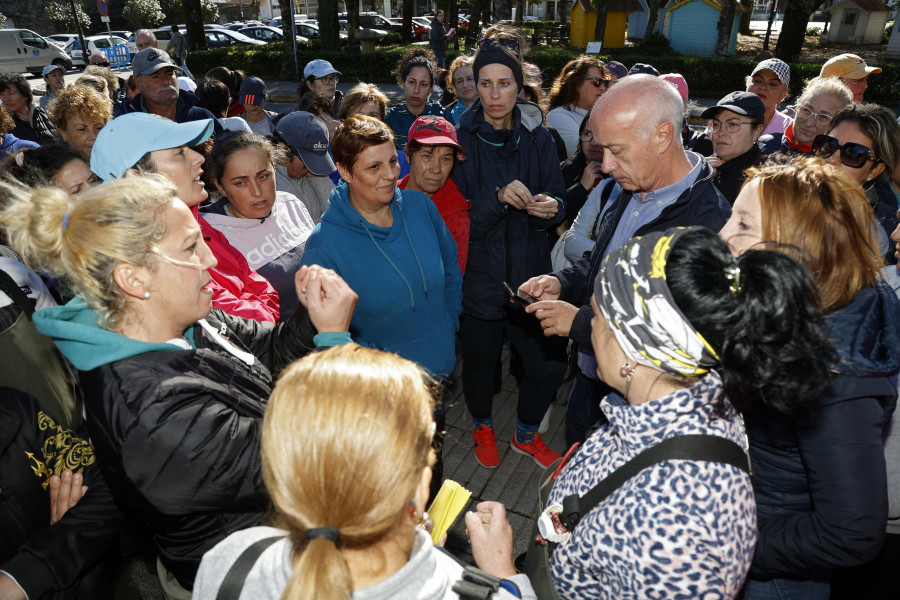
[503,282,538,306]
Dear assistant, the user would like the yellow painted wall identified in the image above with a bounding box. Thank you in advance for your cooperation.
[570,6,630,48]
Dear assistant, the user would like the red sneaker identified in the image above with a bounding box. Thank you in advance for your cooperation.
[511,433,560,468]
[473,425,499,469]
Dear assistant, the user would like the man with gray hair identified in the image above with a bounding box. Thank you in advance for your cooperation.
[134,29,158,52]
[520,74,731,445]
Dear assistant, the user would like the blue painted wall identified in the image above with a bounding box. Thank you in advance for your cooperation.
[627,0,663,39]
[667,1,739,57]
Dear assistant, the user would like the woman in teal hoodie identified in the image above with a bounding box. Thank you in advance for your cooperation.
[301,116,463,380]
[300,116,462,493]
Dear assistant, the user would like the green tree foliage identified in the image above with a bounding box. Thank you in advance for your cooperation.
[47,1,91,31]
[123,0,165,28]
[0,12,6,28]
[201,0,218,22]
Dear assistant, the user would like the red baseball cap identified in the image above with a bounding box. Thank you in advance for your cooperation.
[407,116,465,154]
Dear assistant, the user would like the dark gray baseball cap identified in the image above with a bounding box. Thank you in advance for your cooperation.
[275,112,336,176]
[131,48,181,76]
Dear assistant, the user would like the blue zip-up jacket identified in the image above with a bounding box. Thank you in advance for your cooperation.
[300,182,463,378]
[452,98,566,320]
[747,282,900,581]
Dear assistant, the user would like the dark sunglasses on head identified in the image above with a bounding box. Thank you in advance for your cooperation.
[476,37,521,58]
[96,61,110,67]
[811,134,880,169]
[583,76,608,88]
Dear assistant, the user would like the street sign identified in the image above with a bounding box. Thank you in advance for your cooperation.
[97,0,109,16]
[100,15,110,22]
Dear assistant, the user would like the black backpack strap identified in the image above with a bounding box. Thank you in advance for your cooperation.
[215,536,283,600]
[0,267,35,318]
[588,180,617,241]
[560,434,749,531]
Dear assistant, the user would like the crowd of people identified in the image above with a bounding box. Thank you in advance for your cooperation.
[0,20,899,600]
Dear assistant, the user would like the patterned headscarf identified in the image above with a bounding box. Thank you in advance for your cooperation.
[594,228,720,377]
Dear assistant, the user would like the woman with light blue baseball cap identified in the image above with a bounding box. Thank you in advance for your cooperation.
[91,113,282,323]
[300,59,342,117]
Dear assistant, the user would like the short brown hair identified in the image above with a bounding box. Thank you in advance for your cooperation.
[748,156,882,313]
[0,108,13,136]
[548,56,608,110]
[447,55,474,98]
[337,83,388,121]
[331,115,394,170]
[47,85,112,132]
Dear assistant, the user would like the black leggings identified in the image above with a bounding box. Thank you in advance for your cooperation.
[460,310,567,426]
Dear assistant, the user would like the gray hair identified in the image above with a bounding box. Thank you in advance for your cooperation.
[594,74,684,141]
[797,76,852,109]
[135,29,157,43]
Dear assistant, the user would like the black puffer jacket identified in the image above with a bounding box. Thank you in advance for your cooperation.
[747,283,900,582]
[0,388,122,599]
[10,106,59,146]
[34,300,319,589]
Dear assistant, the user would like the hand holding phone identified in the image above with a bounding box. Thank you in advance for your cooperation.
[503,282,539,306]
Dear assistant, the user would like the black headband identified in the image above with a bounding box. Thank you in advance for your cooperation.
[306,526,340,544]
[473,43,524,91]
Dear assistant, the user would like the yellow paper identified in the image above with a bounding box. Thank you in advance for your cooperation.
[426,479,472,545]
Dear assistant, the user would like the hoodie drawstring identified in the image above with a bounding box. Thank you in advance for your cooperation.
[358,200,428,312]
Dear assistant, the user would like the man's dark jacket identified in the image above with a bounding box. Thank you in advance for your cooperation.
[554,158,731,349]
[113,89,224,135]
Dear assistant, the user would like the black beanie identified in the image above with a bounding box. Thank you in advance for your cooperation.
[473,43,524,91]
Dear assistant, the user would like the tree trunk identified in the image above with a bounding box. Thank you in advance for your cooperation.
[280,0,294,51]
[774,0,815,62]
[449,0,459,51]
[401,0,412,43]
[318,0,340,51]
[738,0,752,34]
[644,0,661,38]
[715,0,735,57]
[560,0,569,24]
[347,0,359,44]
[465,0,488,49]
[593,0,609,42]
[181,0,206,51]
[515,0,524,25]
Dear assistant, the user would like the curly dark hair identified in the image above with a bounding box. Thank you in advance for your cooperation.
[0,73,33,107]
[392,47,438,87]
[665,228,835,416]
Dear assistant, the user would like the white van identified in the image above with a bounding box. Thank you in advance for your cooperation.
[0,29,73,76]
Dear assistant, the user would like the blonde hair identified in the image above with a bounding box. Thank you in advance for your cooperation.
[47,84,112,132]
[796,76,852,109]
[84,64,121,93]
[262,344,435,600]
[74,74,108,97]
[447,55,474,97]
[748,155,882,313]
[0,174,177,330]
[337,83,388,121]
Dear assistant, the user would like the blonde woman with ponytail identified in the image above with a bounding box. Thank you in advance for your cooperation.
[0,174,358,597]
[194,344,536,600]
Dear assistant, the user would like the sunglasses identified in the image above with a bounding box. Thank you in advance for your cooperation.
[583,76,608,89]
[811,134,880,169]
[476,37,521,58]
[96,61,110,67]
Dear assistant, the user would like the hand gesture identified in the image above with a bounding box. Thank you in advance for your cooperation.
[526,193,559,220]
[497,180,532,210]
[49,470,88,524]
[526,300,578,337]
[295,265,358,333]
[580,161,604,191]
[519,275,562,302]
[466,501,517,579]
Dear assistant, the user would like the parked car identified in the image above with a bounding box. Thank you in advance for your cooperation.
[204,28,268,48]
[339,12,401,33]
[389,17,428,40]
[108,30,132,41]
[412,17,432,39]
[205,24,226,30]
[238,25,308,44]
[65,35,128,68]
[295,22,348,39]
[338,20,387,40]
[47,33,78,49]
[0,29,72,75]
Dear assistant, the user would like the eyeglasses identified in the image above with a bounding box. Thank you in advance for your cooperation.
[793,104,832,128]
[709,118,756,134]
[579,129,593,142]
[583,77,608,89]
[95,61,110,67]
[811,134,880,169]
[316,75,339,85]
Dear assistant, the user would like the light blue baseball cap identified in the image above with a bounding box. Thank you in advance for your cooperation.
[91,113,214,181]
